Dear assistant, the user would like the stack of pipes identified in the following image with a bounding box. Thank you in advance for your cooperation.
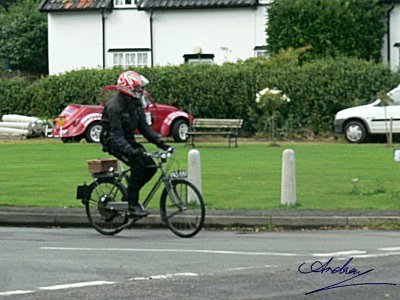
[0,114,45,137]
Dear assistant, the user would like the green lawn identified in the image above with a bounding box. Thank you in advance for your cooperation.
[1,139,400,210]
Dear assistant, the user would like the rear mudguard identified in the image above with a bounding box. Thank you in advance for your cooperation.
[72,113,102,137]
[52,112,102,138]
[81,113,102,127]
[160,111,190,136]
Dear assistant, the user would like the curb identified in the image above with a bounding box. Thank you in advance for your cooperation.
[1,207,400,229]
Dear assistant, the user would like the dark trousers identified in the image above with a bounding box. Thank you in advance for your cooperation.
[109,142,157,206]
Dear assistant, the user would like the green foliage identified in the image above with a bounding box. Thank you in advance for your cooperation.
[0,0,48,74]
[0,0,15,10]
[0,76,31,116]
[1,51,399,136]
[27,68,123,117]
[267,0,387,62]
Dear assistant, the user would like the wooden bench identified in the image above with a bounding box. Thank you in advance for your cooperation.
[186,118,243,147]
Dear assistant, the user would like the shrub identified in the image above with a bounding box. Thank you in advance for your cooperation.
[1,52,399,137]
[266,0,386,62]
[249,87,291,137]
[0,76,31,116]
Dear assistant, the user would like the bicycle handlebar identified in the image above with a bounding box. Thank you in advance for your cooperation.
[145,147,175,160]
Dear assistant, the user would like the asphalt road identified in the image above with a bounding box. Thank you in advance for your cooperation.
[1,227,400,299]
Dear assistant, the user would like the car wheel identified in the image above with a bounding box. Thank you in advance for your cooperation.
[85,122,102,143]
[344,121,368,143]
[171,120,189,142]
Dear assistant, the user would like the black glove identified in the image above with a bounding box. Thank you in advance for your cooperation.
[128,148,145,161]
[158,141,171,151]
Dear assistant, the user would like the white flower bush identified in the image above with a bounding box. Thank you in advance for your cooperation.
[249,87,292,137]
[255,88,291,105]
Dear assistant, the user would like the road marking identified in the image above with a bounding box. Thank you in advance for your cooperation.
[40,247,298,257]
[130,273,198,281]
[311,250,366,257]
[352,252,400,259]
[0,290,34,296]
[39,281,115,290]
[226,265,276,271]
[379,247,400,251]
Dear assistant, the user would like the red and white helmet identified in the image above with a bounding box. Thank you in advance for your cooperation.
[117,71,149,98]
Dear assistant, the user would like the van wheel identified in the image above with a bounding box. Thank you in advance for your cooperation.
[344,121,368,143]
[85,122,103,143]
[171,120,189,142]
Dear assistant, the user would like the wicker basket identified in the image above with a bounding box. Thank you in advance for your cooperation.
[87,158,117,174]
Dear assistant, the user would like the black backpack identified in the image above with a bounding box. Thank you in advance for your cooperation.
[99,119,111,153]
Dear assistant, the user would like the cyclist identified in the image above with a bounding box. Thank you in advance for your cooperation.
[100,70,170,217]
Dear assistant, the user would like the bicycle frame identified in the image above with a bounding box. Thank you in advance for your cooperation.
[102,152,182,212]
[79,147,205,237]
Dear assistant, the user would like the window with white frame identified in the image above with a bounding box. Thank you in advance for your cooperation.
[395,43,400,69]
[255,50,268,58]
[110,50,150,67]
[114,0,137,8]
[183,54,214,65]
[254,46,268,58]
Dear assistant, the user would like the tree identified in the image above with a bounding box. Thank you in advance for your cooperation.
[0,0,48,74]
[266,0,387,62]
[0,0,16,11]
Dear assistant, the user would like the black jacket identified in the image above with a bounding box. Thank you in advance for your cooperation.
[101,92,162,154]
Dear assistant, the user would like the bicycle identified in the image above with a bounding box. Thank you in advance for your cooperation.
[76,148,205,238]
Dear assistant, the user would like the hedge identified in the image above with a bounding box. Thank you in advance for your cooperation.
[1,53,399,136]
[267,0,386,62]
[0,76,31,116]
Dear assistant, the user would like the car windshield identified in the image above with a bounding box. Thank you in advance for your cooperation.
[389,89,400,105]
[61,106,78,115]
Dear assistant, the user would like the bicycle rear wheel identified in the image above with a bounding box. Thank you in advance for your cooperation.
[160,179,205,238]
[85,178,129,235]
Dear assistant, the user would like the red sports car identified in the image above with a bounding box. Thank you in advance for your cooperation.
[52,86,193,143]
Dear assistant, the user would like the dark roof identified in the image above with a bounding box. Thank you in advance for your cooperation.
[38,0,258,12]
[38,0,112,12]
[138,0,258,10]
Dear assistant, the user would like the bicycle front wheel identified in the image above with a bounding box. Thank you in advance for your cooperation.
[85,178,129,236]
[160,179,205,238]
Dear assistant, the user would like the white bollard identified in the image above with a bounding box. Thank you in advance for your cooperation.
[188,149,202,200]
[281,149,296,206]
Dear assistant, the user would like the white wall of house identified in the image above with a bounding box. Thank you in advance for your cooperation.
[48,12,103,75]
[389,5,400,71]
[46,6,267,74]
[44,2,400,74]
[151,7,267,65]
[105,9,150,67]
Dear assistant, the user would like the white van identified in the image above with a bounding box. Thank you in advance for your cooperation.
[334,85,400,143]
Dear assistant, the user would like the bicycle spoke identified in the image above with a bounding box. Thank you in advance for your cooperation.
[163,209,184,220]
[85,179,128,236]
[161,180,205,238]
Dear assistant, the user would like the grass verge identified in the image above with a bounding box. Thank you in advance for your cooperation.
[1,139,400,210]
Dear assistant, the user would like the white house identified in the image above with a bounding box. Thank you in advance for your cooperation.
[39,0,270,75]
[39,0,400,74]
[383,2,400,71]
